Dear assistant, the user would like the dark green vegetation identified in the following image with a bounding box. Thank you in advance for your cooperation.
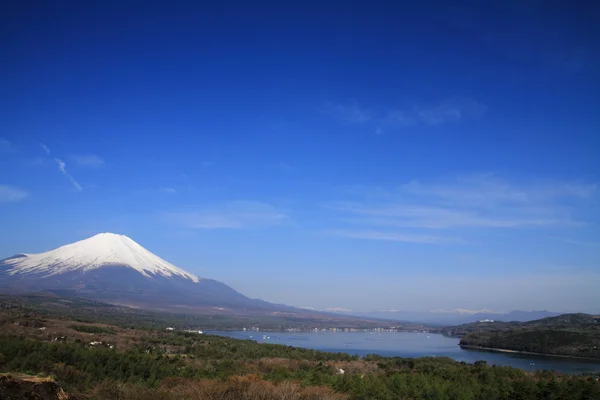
[443,314,600,359]
[69,324,116,335]
[1,297,599,399]
[2,335,600,400]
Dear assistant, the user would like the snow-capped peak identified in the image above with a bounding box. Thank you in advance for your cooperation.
[3,232,200,282]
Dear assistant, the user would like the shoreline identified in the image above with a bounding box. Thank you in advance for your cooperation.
[460,345,600,362]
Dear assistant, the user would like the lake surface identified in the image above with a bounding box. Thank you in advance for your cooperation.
[207,331,600,375]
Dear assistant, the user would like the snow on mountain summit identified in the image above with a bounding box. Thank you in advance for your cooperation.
[3,232,200,282]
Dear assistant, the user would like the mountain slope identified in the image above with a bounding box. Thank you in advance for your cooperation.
[0,233,279,312]
[2,233,198,281]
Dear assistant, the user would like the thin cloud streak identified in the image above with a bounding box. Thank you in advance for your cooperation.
[71,154,104,168]
[326,307,353,312]
[0,185,28,202]
[321,101,371,124]
[55,158,82,191]
[326,175,596,243]
[429,308,503,315]
[551,237,600,247]
[333,206,582,229]
[400,174,597,206]
[35,142,83,191]
[328,229,465,244]
[382,97,487,128]
[40,143,50,155]
[323,97,486,133]
[166,201,288,230]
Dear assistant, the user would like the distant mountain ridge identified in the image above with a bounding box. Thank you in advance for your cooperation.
[329,309,561,325]
[452,313,600,359]
[0,233,291,313]
[0,233,441,331]
[441,312,600,336]
[0,233,571,326]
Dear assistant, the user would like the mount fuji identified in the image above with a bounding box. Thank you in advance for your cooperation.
[0,233,286,312]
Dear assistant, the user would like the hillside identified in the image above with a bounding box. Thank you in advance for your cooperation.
[0,293,426,332]
[1,302,599,400]
[447,313,600,359]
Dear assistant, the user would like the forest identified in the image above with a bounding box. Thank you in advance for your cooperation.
[1,301,599,399]
[2,335,600,399]
[457,314,600,359]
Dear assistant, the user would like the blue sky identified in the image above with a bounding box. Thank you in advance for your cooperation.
[1,1,599,313]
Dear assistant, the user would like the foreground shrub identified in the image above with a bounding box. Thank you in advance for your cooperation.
[90,376,348,400]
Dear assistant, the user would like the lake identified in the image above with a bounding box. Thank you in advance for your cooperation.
[207,331,600,375]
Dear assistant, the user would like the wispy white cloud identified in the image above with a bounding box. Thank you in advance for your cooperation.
[328,229,464,244]
[0,138,16,153]
[326,307,353,312]
[40,143,50,155]
[326,175,596,243]
[166,201,288,229]
[70,154,104,168]
[429,308,502,315]
[36,143,83,192]
[323,97,486,133]
[131,187,189,196]
[381,97,487,129]
[551,237,600,247]
[0,185,28,202]
[333,206,581,229]
[55,158,82,191]
[400,174,596,206]
[321,101,371,124]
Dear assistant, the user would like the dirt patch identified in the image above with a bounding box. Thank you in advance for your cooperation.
[0,373,73,400]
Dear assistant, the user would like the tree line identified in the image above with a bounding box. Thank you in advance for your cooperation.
[1,334,599,399]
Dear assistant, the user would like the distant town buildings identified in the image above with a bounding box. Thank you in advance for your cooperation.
[167,325,430,335]
[254,327,430,333]
[165,327,202,334]
[479,319,495,323]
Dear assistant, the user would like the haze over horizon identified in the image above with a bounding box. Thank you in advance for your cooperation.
[2,1,599,314]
